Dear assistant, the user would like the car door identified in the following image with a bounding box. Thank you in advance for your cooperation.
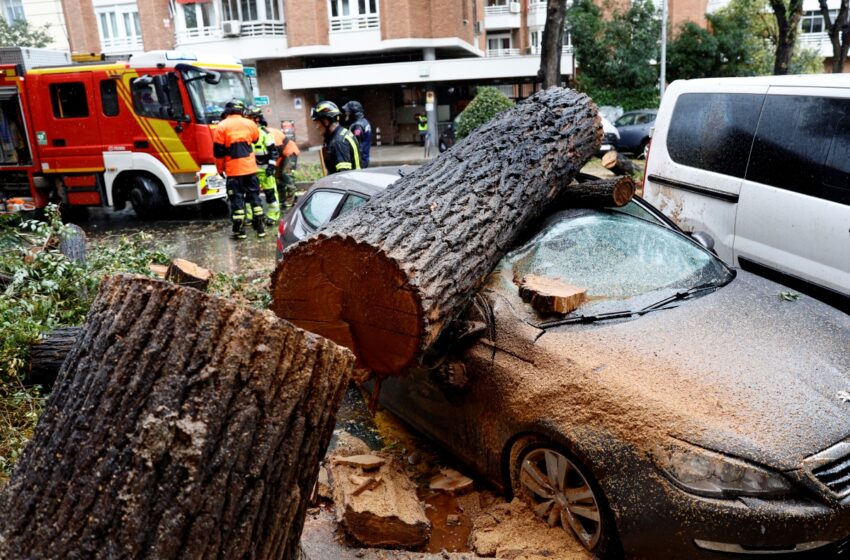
[615,113,641,152]
[733,87,850,305]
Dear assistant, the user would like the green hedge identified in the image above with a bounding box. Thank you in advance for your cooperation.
[456,87,516,139]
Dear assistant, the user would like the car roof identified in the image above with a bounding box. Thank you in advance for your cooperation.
[309,165,414,197]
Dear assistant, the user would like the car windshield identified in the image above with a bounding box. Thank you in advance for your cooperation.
[502,206,734,316]
[181,68,253,124]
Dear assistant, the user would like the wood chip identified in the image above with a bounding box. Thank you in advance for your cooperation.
[334,454,386,471]
[349,475,382,496]
[429,468,474,495]
[517,275,587,315]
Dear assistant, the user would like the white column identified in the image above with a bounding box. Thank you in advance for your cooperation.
[423,48,438,150]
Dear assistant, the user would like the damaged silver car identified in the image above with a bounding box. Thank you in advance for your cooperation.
[378,197,850,559]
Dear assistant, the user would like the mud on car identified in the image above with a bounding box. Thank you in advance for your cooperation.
[376,196,850,559]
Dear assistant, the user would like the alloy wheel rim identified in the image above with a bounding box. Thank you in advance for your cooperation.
[519,448,602,550]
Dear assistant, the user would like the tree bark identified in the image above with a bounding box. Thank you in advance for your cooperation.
[601,151,637,177]
[28,325,82,388]
[271,88,601,377]
[819,0,850,72]
[58,223,87,263]
[770,0,805,75]
[0,274,354,560]
[539,0,569,88]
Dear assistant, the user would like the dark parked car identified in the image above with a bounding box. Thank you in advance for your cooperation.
[438,115,461,153]
[378,197,850,558]
[276,166,408,259]
[615,109,657,157]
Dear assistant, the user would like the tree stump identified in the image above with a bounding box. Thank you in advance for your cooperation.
[28,325,82,388]
[271,87,602,376]
[560,175,636,208]
[601,150,636,176]
[0,274,354,560]
[165,258,212,291]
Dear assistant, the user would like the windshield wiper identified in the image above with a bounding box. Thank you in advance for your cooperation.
[538,283,721,330]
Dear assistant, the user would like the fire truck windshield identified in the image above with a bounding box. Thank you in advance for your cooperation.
[182,68,253,124]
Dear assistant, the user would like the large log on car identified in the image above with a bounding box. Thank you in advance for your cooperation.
[601,150,636,176]
[0,274,354,560]
[562,175,636,208]
[271,87,602,376]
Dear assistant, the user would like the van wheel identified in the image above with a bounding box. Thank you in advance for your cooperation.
[128,175,164,220]
[509,435,622,559]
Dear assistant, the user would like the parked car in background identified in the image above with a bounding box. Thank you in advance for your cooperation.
[276,166,409,260]
[614,109,656,157]
[438,115,461,153]
[379,195,850,559]
[598,116,619,156]
[643,74,850,313]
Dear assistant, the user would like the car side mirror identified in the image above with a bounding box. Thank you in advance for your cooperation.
[691,231,715,252]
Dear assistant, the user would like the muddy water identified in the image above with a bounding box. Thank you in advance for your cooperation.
[79,206,277,274]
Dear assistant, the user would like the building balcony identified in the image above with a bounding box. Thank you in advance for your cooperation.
[328,14,381,51]
[527,45,575,55]
[101,35,144,55]
[329,14,380,32]
[484,3,521,30]
[173,20,287,60]
[527,3,547,28]
[487,48,521,57]
[799,31,832,56]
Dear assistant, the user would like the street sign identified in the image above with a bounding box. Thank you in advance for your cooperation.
[243,66,257,77]
[254,95,270,106]
[426,91,434,104]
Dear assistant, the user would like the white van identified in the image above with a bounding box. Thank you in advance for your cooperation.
[643,74,850,312]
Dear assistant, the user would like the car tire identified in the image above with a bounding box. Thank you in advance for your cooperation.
[128,175,164,220]
[509,435,622,559]
[638,140,649,160]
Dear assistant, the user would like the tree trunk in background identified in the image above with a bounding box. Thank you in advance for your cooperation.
[28,325,82,388]
[819,0,850,72]
[271,88,601,377]
[540,0,568,88]
[0,274,354,560]
[770,0,805,75]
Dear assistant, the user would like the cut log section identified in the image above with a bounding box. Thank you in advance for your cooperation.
[331,457,431,548]
[0,274,354,560]
[28,325,81,388]
[561,176,636,208]
[601,150,636,176]
[272,87,602,376]
[165,258,212,291]
[518,275,587,315]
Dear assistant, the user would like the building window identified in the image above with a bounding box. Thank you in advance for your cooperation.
[328,0,379,30]
[182,2,214,29]
[50,83,89,119]
[1,0,25,22]
[95,1,143,51]
[487,35,511,51]
[222,0,281,21]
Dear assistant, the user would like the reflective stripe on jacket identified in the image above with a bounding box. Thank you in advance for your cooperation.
[322,125,361,175]
[252,126,280,166]
[213,115,259,177]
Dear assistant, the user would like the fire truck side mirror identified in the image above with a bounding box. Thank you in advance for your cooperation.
[133,75,154,88]
[203,70,221,85]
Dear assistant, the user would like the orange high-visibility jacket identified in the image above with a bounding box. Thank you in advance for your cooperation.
[213,115,260,177]
[269,127,300,166]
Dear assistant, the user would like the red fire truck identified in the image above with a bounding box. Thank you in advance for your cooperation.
[0,50,256,217]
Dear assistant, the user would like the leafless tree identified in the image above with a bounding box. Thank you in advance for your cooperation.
[819,0,850,72]
[769,0,805,74]
[539,0,568,88]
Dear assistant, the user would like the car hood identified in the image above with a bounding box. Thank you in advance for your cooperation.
[511,271,850,471]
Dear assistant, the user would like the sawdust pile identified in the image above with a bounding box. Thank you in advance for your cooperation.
[469,498,591,559]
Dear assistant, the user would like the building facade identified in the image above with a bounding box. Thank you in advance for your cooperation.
[2,0,70,51]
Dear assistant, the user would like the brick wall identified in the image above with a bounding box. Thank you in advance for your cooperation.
[669,0,708,30]
[137,0,174,50]
[285,0,329,47]
[60,0,99,53]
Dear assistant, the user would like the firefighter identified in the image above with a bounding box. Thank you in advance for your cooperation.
[213,99,265,239]
[268,124,301,208]
[341,100,372,168]
[311,100,361,176]
[247,106,281,224]
[416,112,429,146]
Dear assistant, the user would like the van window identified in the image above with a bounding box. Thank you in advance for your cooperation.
[50,82,89,118]
[131,74,185,120]
[747,95,850,206]
[666,93,763,178]
[100,79,119,117]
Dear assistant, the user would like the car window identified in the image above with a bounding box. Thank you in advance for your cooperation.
[667,93,763,179]
[615,114,634,126]
[301,190,345,228]
[338,193,368,217]
[634,113,653,125]
[747,95,850,206]
[506,209,732,305]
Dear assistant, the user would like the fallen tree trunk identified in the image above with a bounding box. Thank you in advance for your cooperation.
[0,274,354,560]
[271,87,601,376]
[601,150,636,176]
[561,175,636,208]
[28,325,81,388]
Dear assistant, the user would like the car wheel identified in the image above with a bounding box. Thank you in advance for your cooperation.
[510,436,621,558]
[638,140,649,160]
[128,175,164,220]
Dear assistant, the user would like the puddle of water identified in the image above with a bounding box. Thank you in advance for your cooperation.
[329,384,384,451]
[421,492,473,553]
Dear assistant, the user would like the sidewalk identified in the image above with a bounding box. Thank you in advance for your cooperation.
[298,143,437,167]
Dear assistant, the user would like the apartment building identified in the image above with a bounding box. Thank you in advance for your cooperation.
[60,0,575,146]
[2,0,69,50]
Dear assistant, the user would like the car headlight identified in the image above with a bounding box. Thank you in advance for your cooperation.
[654,441,791,498]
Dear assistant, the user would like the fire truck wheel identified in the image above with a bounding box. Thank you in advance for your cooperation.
[128,175,164,220]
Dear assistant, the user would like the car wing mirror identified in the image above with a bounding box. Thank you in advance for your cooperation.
[691,231,715,252]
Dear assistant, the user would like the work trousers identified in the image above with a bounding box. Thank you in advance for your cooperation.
[227,174,263,234]
[257,168,280,221]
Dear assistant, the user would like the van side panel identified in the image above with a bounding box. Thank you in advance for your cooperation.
[733,87,850,298]
[643,82,768,264]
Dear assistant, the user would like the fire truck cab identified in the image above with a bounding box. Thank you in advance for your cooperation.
[0,50,254,218]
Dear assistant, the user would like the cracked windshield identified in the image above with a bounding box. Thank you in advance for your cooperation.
[1,0,848,559]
